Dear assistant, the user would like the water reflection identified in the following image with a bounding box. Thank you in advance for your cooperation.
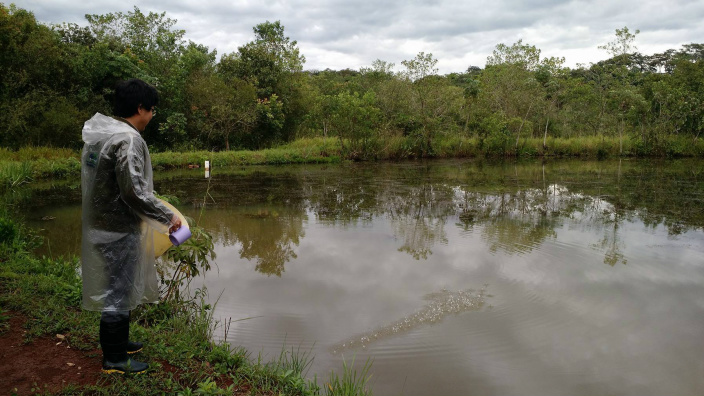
[194,179,636,275]
[21,160,704,274]
[594,219,627,266]
[240,210,304,276]
[191,207,306,277]
[200,180,634,273]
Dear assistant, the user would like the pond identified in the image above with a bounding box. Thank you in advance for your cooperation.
[22,159,704,396]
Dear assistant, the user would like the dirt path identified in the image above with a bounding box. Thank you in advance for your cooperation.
[0,312,101,395]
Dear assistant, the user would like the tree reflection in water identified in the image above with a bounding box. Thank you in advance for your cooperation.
[195,207,305,277]
[387,184,452,260]
[156,160,704,277]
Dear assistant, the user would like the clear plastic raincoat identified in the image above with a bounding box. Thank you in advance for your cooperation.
[81,113,175,312]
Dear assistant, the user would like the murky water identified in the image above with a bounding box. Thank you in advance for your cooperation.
[22,159,704,396]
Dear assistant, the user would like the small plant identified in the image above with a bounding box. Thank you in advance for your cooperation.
[159,175,216,305]
[278,344,315,380]
[154,191,181,205]
[0,211,42,258]
[178,377,235,395]
[0,216,19,245]
[160,224,216,303]
[0,161,33,192]
[239,344,321,396]
[208,343,247,374]
[326,356,373,396]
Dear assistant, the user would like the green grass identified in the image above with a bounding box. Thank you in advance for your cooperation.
[325,356,373,396]
[0,161,33,192]
[150,139,342,170]
[2,134,703,185]
[0,146,77,162]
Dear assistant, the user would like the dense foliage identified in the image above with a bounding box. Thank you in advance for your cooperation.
[1,4,703,157]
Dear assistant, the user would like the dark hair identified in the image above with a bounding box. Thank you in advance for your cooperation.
[113,78,159,118]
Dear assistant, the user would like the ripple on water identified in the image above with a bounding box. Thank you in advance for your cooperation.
[213,312,315,350]
[329,287,490,355]
[496,235,614,289]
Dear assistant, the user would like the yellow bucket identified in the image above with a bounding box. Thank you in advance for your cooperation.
[146,199,190,258]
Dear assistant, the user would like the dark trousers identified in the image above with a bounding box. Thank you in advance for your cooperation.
[100,310,130,362]
[96,233,140,363]
[96,232,141,311]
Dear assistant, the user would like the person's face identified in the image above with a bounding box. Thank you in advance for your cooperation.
[134,105,155,131]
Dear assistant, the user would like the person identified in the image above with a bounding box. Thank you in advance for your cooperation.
[81,78,181,374]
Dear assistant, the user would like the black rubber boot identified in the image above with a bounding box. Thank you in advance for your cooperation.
[100,311,148,374]
[126,311,144,354]
[127,340,144,354]
[102,357,149,374]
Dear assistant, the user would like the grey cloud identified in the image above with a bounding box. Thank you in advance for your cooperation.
[11,0,704,73]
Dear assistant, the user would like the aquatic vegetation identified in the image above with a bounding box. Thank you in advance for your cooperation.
[0,161,33,192]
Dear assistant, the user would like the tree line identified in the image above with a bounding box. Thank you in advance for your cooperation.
[1,4,703,157]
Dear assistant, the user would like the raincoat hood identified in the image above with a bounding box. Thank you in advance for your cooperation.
[82,113,138,145]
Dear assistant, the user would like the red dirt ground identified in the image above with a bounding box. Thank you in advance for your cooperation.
[0,312,251,395]
[0,312,102,395]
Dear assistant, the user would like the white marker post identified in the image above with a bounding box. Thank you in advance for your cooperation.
[205,160,210,179]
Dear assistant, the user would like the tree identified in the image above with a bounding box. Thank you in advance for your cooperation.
[478,63,541,149]
[535,62,568,148]
[82,7,193,149]
[0,4,88,148]
[482,40,568,151]
[161,41,218,149]
[487,39,541,70]
[222,20,304,97]
[401,52,464,156]
[561,74,603,136]
[448,70,481,135]
[680,43,704,62]
[487,39,565,73]
[607,85,647,154]
[360,59,395,76]
[306,93,336,138]
[55,23,96,46]
[84,7,185,67]
[401,52,438,81]
[329,91,381,159]
[187,74,257,150]
[220,21,308,147]
[599,26,640,58]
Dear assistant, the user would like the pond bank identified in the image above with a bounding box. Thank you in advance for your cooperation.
[2,135,703,185]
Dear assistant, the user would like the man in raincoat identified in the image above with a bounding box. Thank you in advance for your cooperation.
[81,78,181,373]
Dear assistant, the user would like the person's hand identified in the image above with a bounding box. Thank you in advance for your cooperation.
[169,216,182,234]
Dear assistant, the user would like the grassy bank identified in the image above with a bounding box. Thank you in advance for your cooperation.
[2,135,704,185]
[0,205,372,395]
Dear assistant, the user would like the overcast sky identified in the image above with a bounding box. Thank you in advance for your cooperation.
[11,0,704,74]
